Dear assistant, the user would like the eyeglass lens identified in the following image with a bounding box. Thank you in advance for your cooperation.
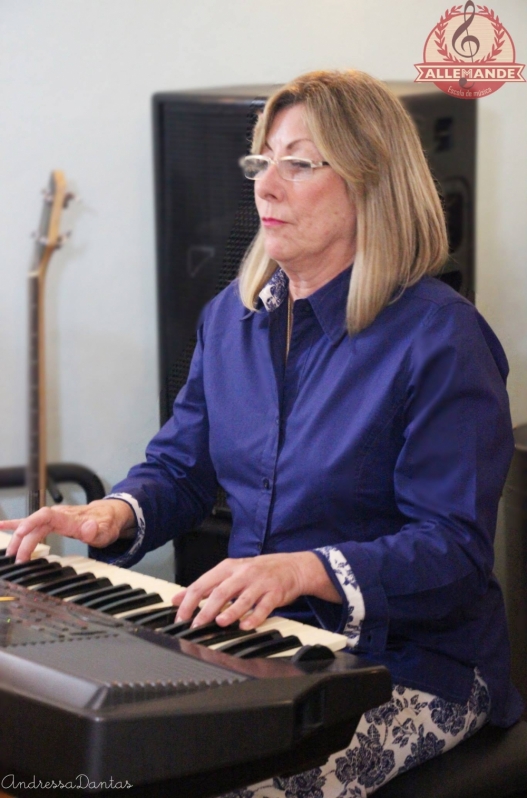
[242,157,318,181]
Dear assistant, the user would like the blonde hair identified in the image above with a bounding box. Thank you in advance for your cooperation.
[238,70,448,334]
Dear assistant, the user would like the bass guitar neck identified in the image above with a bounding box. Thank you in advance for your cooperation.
[27,171,72,513]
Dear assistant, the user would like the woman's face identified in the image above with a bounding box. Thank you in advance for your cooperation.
[255,104,357,276]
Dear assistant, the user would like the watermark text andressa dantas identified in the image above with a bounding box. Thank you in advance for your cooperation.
[1,773,132,790]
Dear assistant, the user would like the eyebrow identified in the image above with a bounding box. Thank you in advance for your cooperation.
[263,137,315,152]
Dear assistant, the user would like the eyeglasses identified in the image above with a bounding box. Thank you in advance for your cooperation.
[239,155,330,182]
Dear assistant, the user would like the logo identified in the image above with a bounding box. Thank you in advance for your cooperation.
[415,3,525,99]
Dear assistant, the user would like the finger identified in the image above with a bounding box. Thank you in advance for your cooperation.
[10,522,52,562]
[191,573,258,627]
[0,519,24,530]
[237,593,277,630]
[215,588,277,629]
[175,581,216,622]
[3,521,26,556]
[27,508,98,544]
[6,508,61,560]
[174,560,238,621]
[77,518,101,545]
[213,588,260,628]
[4,525,25,556]
[171,589,187,608]
[7,507,85,560]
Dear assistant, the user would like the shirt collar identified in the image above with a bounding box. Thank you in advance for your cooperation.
[257,266,351,344]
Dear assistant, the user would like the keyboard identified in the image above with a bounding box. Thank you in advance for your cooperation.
[0,531,391,796]
[0,531,348,655]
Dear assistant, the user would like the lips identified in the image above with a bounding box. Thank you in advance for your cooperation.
[261,217,286,227]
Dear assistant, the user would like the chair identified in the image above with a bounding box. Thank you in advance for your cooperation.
[0,463,105,503]
[375,719,527,798]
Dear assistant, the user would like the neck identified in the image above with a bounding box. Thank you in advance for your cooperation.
[283,255,353,301]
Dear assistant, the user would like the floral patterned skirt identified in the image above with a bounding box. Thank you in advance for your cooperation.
[220,670,490,798]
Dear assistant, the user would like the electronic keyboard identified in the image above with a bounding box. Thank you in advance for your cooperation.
[0,532,391,797]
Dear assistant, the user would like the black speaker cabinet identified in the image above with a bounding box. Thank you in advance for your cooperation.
[152,83,476,585]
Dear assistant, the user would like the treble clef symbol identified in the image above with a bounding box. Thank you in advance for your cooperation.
[452,1,480,88]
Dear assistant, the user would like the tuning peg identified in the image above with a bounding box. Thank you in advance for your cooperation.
[31,232,49,245]
[56,231,73,249]
[40,189,78,207]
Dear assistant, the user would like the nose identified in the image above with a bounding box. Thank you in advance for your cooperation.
[254,161,285,203]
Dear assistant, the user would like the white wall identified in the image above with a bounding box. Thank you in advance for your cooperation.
[1,0,526,578]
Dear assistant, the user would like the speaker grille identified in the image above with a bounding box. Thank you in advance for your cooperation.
[155,98,263,421]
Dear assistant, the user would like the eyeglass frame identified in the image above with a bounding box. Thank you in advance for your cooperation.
[239,154,330,182]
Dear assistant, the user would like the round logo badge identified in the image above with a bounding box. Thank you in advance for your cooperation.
[415,2,525,99]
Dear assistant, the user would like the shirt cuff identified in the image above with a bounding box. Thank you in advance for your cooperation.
[313,545,365,648]
[99,492,147,566]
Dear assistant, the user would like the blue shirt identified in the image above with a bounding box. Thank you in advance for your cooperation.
[99,267,523,727]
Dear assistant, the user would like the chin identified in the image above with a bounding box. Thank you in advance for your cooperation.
[263,242,294,266]
[262,232,290,261]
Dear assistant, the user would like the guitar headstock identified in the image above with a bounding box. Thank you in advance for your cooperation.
[32,171,73,277]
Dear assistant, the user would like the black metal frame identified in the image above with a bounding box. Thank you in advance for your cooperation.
[0,463,105,505]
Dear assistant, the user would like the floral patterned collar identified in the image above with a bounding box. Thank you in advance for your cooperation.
[258,268,289,312]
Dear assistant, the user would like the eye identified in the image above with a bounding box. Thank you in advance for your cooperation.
[280,158,313,180]
[289,159,312,172]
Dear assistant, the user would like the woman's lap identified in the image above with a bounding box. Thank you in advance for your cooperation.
[220,671,490,798]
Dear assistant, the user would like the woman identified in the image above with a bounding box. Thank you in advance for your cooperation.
[1,70,522,796]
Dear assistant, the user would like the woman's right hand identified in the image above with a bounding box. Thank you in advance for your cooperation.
[0,499,136,563]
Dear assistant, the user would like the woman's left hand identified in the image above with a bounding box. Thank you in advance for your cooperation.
[172,551,341,630]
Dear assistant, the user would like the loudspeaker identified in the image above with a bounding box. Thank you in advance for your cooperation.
[152,83,476,584]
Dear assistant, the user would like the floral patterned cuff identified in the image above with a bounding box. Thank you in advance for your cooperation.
[103,492,146,566]
[315,545,365,648]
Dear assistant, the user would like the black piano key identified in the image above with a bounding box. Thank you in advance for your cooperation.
[176,620,234,641]
[37,571,97,595]
[180,625,254,647]
[96,591,163,616]
[20,564,77,588]
[80,586,146,611]
[0,557,49,578]
[216,630,283,655]
[175,620,252,646]
[157,610,200,635]
[124,606,178,627]
[9,562,65,587]
[45,575,111,598]
[70,583,131,606]
[6,562,58,584]
[0,548,6,556]
[236,634,303,659]
[199,628,258,647]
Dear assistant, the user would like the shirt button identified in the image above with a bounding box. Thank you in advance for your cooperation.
[262,478,270,489]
